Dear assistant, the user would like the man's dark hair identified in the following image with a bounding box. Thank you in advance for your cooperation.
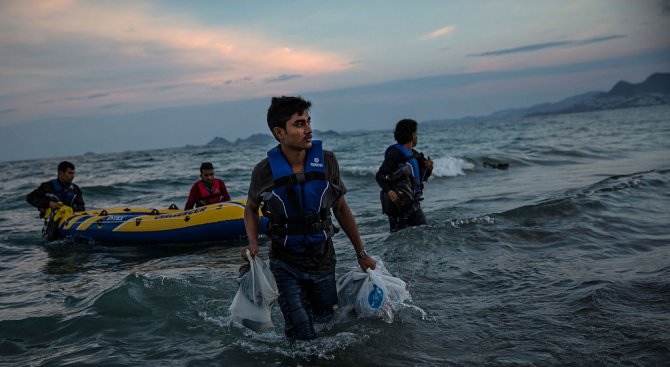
[200,162,214,174]
[57,161,75,172]
[394,119,418,144]
[266,96,312,141]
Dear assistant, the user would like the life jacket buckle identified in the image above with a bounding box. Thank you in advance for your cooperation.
[291,173,306,185]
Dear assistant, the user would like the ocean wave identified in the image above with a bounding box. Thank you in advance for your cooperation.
[499,168,669,220]
[340,156,475,178]
[431,157,475,177]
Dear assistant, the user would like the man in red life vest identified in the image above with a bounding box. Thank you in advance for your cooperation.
[184,162,231,209]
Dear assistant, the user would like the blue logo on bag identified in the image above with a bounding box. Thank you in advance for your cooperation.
[367,284,384,309]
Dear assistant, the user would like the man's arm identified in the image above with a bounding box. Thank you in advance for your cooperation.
[73,185,85,211]
[219,180,231,202]
[26,182,51,209]
[375,148,405,202]
[241,198,261,258]
[184,185,198,210]
[332,196,376,271]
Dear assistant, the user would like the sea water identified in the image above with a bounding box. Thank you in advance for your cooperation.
[0,105,668,366]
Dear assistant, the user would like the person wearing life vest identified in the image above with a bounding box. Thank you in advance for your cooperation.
[184,162,231,210]
[26,161,85,218]
[375,119,433,232]
[240,96,376,340]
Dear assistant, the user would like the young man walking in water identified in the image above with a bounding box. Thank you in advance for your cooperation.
[241,96,376,340]
[376,119,433,232]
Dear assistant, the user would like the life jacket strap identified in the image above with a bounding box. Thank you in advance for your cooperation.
[271,216,333,236]
[273,171,326,187]
[269,208,332,235]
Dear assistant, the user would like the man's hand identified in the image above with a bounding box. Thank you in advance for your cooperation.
[240,243,259,261]
[357,255,376,272]
[387,190,399,203]
[48,201,63,210]
[425,158,433,171]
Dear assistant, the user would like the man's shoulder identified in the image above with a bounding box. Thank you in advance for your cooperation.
[385,144,405,159]
[250,158,272,185]
[40,180,55,190]
[323,149,338,163]
[253,157,271,173]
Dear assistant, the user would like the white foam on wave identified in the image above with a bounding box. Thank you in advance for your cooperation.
[344,165,381,176]
[431,157,475,177]
[341,157,474,177]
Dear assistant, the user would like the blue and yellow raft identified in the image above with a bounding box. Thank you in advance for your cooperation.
[50,200,266,245]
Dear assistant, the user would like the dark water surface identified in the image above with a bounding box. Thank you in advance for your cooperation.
[1,106,669,366]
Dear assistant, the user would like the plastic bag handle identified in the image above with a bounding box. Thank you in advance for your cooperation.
[245,249,253,262]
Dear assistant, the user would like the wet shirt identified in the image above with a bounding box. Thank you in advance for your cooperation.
[248,149,346,274]
[26,180,85,213]
[184,179,231,210]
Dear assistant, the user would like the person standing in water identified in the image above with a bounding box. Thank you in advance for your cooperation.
[240,96,376,340]
[376,119,433,232]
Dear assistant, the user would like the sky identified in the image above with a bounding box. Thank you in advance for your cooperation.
[1,0,669,160]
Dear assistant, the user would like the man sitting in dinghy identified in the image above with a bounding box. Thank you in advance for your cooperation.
[184,162,231,209]
[26,161,85,217]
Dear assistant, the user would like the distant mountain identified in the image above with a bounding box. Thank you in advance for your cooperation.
[236,133,276,145]
[206,137,231,146]
[207,133,275,146]
[423,72,669,126]
[206,129,340,146]
[422,90,600,126]
[530,72,670,116]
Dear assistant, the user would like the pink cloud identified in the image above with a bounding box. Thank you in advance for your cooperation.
[1,1,351,90]
[421,26,456,40]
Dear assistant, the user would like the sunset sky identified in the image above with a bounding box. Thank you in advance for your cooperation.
[1,0,669,159]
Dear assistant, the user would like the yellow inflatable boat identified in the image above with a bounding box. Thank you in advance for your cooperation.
[49,200,266,245]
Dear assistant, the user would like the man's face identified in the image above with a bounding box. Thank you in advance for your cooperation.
[200,168,215,186]
[412,131,418,147]
[58,168,75,184]
[275,111,312,151]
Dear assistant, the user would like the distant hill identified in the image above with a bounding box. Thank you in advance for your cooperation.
[423,72,669,126]
[422,91,600,126]
[533,72,670,115]
[206,129,340,146]
[206,137,231,145]
[207,133,275,146]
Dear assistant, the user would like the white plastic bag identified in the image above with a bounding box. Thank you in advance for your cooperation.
[336,255,410,323]
[229,252,279,331]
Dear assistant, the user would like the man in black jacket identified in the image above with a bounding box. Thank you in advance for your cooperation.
[375,119,433,232]
[27,161,85,217]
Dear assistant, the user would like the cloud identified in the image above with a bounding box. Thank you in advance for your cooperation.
[663,0,670,15]
[421,26,456,40]
[100,103,121,109]
[64,92,110,101]
[87,93,109,100]
[265,74,303,83]
[0,108,19,114]
[470,35,626,57]
[0,0,351,118]
[224,76,253,85]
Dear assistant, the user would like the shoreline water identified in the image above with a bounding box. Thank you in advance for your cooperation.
[1,105,669,366]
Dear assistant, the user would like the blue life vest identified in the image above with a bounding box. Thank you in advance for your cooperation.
[264,141,334,253]
[50,179,77,206]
